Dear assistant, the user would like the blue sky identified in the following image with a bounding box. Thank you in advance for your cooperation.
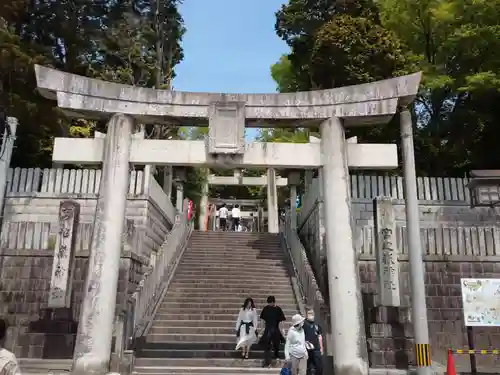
[173,0,289,140]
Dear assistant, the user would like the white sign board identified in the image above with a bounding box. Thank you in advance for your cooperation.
[461,278,500,326]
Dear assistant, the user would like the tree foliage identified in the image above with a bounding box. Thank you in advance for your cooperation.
[0,0,185,167]
[272,0,500,176]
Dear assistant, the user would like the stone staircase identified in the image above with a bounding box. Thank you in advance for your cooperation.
[133,230,301,375]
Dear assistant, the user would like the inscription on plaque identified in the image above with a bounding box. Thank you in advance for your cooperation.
[48,200,80,308]
[208,101,245,154]
[374,196,400,306]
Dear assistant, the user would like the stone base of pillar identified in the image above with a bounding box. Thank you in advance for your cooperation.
[29,307,77,359]
[362,293,413,369]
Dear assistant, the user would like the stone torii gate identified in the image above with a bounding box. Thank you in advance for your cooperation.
[202,170,288,232]
[34,65,423,375]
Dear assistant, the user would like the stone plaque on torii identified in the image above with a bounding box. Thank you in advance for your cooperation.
[34,65,422,375]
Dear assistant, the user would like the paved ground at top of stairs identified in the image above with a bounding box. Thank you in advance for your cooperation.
[134,231,300,374]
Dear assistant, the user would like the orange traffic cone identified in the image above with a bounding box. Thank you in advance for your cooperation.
[447,349,456,375]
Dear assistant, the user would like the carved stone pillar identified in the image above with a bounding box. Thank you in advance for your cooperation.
[72,113,134,375]
[48,200,80,308]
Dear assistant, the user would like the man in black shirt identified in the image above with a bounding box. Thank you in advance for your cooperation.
[259,295,286,366]
[303,307,323,375]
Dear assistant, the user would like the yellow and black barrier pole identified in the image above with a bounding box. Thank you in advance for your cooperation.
[415,344,431,367]
[467,326,477,374]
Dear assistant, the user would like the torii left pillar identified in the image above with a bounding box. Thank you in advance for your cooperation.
[72,113,134,375]
[267,168,279,233]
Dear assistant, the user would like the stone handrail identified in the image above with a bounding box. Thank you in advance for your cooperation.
[129,199,193,340]
[281,210,331,353]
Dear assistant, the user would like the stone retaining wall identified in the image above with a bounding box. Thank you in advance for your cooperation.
[359,257,500,372]
[0,249,147,359]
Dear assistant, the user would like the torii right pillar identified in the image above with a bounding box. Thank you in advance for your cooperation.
[320,117,369,375]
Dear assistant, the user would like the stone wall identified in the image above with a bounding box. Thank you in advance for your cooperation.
[1,196,172,261]
[0,167,177,359]
[359,256,500,372]
[0,249,148,359]
[298,174,500,372]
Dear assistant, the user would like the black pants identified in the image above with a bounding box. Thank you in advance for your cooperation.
[306,350,323,375]
[232,217,240,231]
[262,328,281,366]
[219,218,227,230]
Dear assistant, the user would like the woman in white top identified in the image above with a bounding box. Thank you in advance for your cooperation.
[285,314,308,375]
[235,297,258,359]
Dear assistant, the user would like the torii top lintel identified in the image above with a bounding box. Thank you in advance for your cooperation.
[34,65,421,128]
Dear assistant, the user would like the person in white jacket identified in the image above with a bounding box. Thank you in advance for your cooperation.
[0,318,20,375]
[231,204,241,232]
[235,298,258,359]
[285,314,308,375]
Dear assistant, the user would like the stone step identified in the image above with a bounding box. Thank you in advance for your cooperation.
[189,237,280,242]
[189,236,280,241]
[151,312,286,322]
[186,247,282,252]
[18,358,72,374]
[146,333,240,343]
[180,257,285,264]
[154,307,298,316]
[170,279,293,287]
[176,263,288,270]
[188,244,281,248]
[178,260,288,267]
[189,242,281,245]
[134,358,274,368]
[136,348,283,359]
[185,245,282,250]
[153,313,242,321]
[191,232,279,237]
[138,341,284,351]
[167,286,294,294]
[177,262,288,269]
[134,366,281,375]
[149,319,236,328]
[166,289,294,297]
[149,325,255,335]
[181,253,284,259]
[175,267,289,274]
[161,296,297,305]
[172,274,292,282]
[157,301,297,310]
[165,288,296,299]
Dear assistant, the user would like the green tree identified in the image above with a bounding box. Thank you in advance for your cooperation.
[310,15,414,88]
[0,0,185,168]
[272,0,416,150]
[378,0,500,174]
[270,55,300,93]
[275,0,384,89]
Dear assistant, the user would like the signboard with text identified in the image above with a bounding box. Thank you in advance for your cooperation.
[461,278,500,327]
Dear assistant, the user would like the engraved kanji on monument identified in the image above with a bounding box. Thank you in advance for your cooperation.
[208,101,245,155]
[48,200,80,308]
[374,196,400,306]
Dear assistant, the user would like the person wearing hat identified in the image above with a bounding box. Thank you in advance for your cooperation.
[284,314,308,375]
[303,307,323,375]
